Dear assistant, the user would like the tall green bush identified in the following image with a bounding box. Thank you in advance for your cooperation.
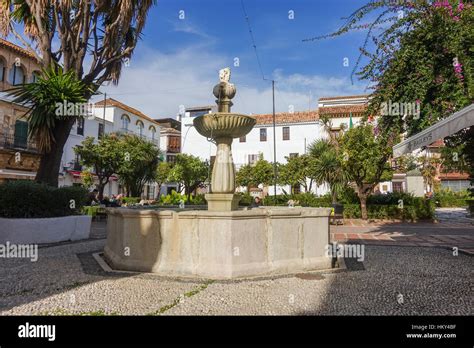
[0,181,88,218]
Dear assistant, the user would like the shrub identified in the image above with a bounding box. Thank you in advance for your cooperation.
[159,191,206,205]
[367,192,417,205]
[82,205,101,217]
[337,186,359,204]
[342,201,434,220]
[434,188,470,207]
[263,193,332,207]
[238,192,254,206]
[0,180,88,218]
[121,197,140,205]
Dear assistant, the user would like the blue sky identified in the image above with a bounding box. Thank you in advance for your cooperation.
[99,0,375,117]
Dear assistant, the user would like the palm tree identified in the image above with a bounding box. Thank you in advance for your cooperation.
[308,139,349,204]
[0,0,156,186]
[8,66,92,154]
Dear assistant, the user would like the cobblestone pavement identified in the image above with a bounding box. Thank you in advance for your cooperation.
[0,239,472,316]
[435,207,474,225]
[331,208,474,255]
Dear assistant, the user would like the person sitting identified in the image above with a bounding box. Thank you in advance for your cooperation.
[87,189,99,206]
[250,196,262,208]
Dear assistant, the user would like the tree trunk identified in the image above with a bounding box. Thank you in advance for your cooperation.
[35,119,75,187]
[331,190,337,204]
[97,178,109,201]
[358,191,368,220]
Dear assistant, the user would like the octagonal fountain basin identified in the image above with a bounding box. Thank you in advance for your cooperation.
[103,206,333,280]
[193,113,256,139]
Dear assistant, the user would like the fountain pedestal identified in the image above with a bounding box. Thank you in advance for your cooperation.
[193,69,256,211]
[205,193,240,211]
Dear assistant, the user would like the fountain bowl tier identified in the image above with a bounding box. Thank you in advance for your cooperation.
[193,113,256,139]
[103,207,333,279]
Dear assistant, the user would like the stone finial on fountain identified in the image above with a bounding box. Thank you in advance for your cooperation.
[213,67,236,113]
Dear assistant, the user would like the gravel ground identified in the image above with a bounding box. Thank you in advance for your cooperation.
[1,239,472,315]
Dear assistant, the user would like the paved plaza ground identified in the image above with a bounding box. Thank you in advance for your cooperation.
[1,208,472,316]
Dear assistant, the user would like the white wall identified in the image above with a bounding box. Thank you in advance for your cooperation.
[59,105,162,198]
[181,114,364,196]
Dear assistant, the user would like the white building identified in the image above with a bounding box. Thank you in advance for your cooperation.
[181,95,374,196]
[59,98,161,199]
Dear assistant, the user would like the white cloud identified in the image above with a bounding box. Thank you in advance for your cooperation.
[95,44,368,119]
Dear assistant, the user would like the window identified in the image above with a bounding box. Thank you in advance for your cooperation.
[76,118,84,136]
[13,120,28,148]
[441,180,472,192]
[392,182,404,193]
[289,153,298,158]
[260,128,267,142]
[166,155,177,164]
[73,153,82,170]
[98,123,104,138]
[31,71,40,83]
[136,121,144,137]
[150,126,156,142]
[239,135,246,143]
[121,115,130,130]
[0,58,5,82]
[282,127,290,141]
[248,154,259,165]
[147,185,155,200]
[9,64,25,85]
[330,127,341,140]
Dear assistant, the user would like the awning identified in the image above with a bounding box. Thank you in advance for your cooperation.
[393,103,474,158]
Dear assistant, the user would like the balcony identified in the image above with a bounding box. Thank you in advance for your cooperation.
[117,128,159,146]
[0,131,39,153]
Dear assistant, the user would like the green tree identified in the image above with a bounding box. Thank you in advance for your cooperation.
[168,154,209,201]
[236,156,275,190]
[74,134,123,200]
[278,154,315,193]
[155,161,173,197]
[9,66,92,154]
[341,124,393,219]
[306,0,473,187]
[308,139,349,204]
[116,135,161,197]
[1,0,156,186]
[236,164,254,189]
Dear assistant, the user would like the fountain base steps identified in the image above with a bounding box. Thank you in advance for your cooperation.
[104,207,333,279]
[205,193,241,211]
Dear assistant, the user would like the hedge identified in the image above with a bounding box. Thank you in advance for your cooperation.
[263,193,332,207]
[434,189,470,207]
[0,180,88,218]
[342,201,434,220]
[159,191,206,205]
[258,192,435,220]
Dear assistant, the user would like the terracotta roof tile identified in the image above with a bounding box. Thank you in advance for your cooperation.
[318,104,367,118]
[95,98,160,126]
[0,38,39,61]
[161,127,181,135]
[251,110,319,125]
[319,94,369,101]
[438,172,469,180]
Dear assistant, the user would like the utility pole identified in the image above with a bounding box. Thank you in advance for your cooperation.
[272,80,277,200]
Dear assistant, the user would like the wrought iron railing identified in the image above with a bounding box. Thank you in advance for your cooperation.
[117,128,159,145]
[0,132,39,153]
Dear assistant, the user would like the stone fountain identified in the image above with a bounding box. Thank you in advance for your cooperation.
[103,68,333,279]
[193,68,256,211]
